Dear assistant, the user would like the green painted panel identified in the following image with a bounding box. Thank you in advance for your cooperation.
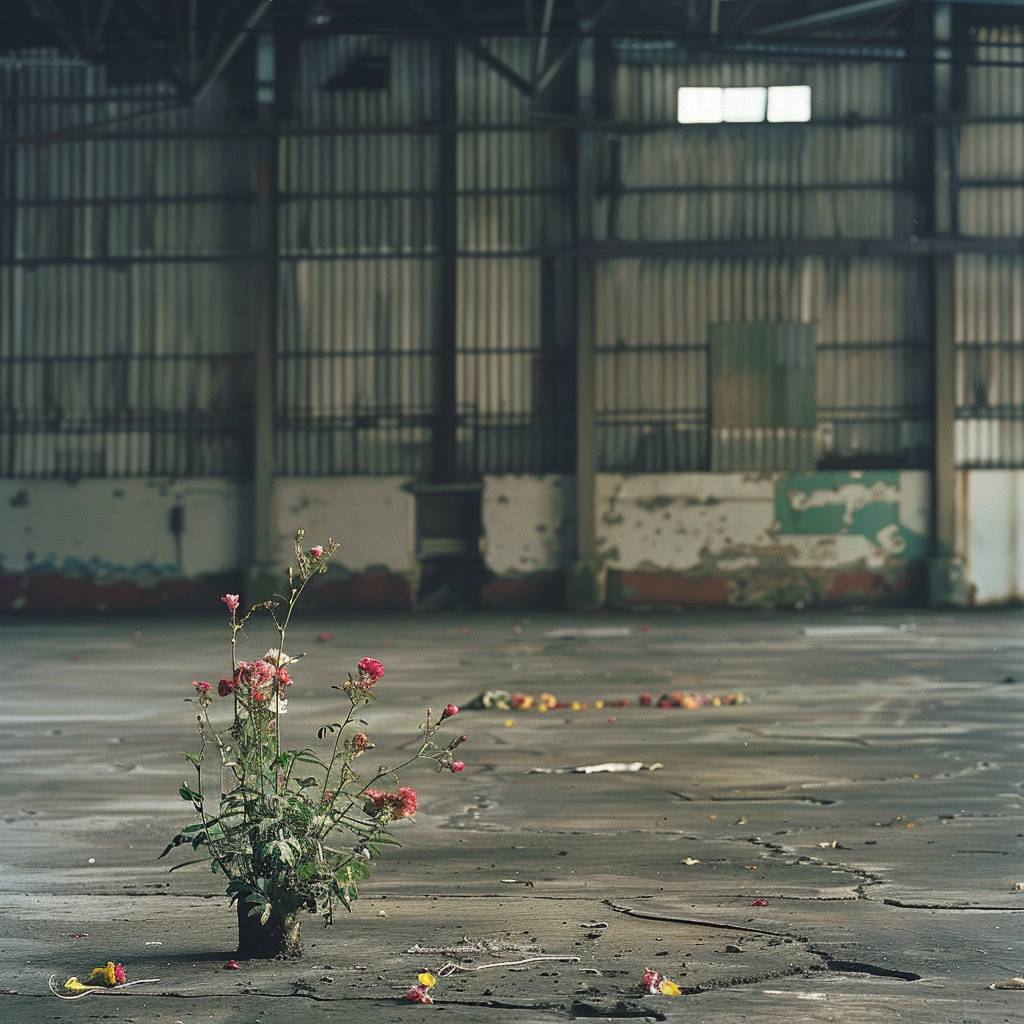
[774,471,928,558]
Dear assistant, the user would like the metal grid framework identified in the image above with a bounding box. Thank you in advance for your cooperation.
[0,58,259,477]
[1,23,1023,479]
[596,50,933,471]
[955,26,1024,469]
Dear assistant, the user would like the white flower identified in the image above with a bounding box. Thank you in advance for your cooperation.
[277,699,288,715]
[263,648,296,667]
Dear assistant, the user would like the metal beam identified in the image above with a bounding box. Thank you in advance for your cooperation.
[250,29,278,579]
[400,0,534,96]
[26,0,90,59]
[434,37,459,483]
[753,0,906,36]
[191,0,275,106]
[534,0,619,96]
[532,0,556,89]
[921,2,965,605]
[567,8,602,610]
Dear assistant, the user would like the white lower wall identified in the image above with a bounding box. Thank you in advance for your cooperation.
[481,475,575,576]
[959,470,1024,604]
[272,477,416,575]
[0,478,247,579]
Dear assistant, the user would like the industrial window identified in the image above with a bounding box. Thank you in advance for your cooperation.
[677,85,811,124]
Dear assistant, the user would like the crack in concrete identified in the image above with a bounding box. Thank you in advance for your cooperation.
[882,898,1024,911]
[745,836,885,898]
[671,791,837,806]
[602,898,806,941]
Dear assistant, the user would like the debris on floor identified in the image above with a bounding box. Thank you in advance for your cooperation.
[48,963,159,1000]
[801,624,915,638]
[990,977,1024,990]
[641,967,683,996]
[465,689,747,713]
[402,956,583,1005]
[528,761,664,775]
[542,627,633,639]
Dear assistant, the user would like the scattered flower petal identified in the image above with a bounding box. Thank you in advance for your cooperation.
[404,984,434,1003]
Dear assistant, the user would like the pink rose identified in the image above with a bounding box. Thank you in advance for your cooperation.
[221,594,240,613]
[450,761,466,773]
[356,657,385,685]
[218,677,236,697]
[310,545,324,559]
[440,703,459,721]
[192,680,211,695]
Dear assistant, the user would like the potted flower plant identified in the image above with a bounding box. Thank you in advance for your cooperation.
[163,530,466,959]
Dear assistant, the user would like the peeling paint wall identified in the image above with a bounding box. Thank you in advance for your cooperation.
[597,471,931,607]
[0,476,418,613]
[959,470,1024,605]
[479,475,575,608]
[273,477,417,610]
[5,468,1019,611]
[0,479,248,611]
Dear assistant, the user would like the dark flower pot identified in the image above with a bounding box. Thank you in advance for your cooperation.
[236,902,303,960]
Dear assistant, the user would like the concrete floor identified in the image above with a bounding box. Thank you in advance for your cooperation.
[3,609,1024,1023]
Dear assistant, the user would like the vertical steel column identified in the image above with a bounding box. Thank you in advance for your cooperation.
[250,30,278,587]
[567,13,603,609]
[924,3,967,604]
[433,37,458,483]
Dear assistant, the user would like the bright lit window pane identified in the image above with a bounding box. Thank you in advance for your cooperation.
[767,85,811,122]
[723,86,767,123]
[677,87,723,124]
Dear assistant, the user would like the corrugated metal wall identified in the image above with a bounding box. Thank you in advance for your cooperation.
[456,37,575,474]
[1,26,1022,481]
[0,52,257,477]
[277,36,440,476]
[597,50,931,471]
[956,26,1024,468]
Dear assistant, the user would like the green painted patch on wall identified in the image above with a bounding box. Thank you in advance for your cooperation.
[774,471,928,559]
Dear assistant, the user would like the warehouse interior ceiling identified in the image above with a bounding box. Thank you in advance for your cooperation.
[3,1,1023,76]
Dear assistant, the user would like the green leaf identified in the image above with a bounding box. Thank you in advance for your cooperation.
[179,783,202,803]
[183,752,203,768]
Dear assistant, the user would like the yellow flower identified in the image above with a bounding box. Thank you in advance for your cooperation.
[63,977,106,993]
[417,972,437,990]
[595,700,605,710]
[86,962,118,987]
[658,978,682,996]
